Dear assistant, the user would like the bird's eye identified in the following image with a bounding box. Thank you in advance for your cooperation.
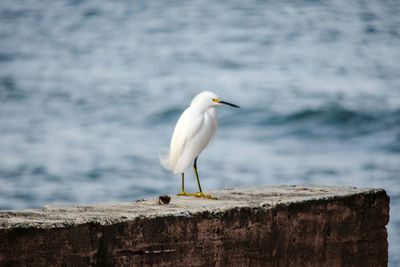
[212,98,221,103]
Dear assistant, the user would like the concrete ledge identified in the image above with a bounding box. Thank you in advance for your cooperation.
[0,185,389,266]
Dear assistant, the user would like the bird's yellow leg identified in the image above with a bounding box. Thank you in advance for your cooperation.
[177,173,196,197]
[193,157,217,199]
[193,157,203,193]
[177,173,188,196]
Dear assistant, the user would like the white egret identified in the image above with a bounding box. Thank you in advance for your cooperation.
[161,91,240,199]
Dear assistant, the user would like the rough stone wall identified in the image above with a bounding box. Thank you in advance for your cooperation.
[0,186,389,267]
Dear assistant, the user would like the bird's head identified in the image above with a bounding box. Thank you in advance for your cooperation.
[191,91,240,110]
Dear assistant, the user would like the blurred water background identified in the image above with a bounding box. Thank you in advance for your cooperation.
[1,0,399,264]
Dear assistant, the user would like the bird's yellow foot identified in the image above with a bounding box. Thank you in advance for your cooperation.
[193,192,217,199]
[177,191,196,197]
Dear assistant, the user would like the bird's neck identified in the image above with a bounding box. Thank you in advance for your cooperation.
[190,104,215,114]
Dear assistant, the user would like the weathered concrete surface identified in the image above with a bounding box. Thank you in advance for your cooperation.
[0,185,389,267]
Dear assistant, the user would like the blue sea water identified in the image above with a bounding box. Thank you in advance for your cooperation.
[0,0,399,264]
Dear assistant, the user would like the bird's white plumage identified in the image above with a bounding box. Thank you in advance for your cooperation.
[161,91,219,174]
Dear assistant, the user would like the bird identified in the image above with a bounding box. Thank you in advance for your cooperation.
[161,91,240,199]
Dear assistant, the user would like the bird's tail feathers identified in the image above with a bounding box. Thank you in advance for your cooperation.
[159,151,172,172]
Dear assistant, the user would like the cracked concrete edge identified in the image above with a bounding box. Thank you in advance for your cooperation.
[0,185,388,229]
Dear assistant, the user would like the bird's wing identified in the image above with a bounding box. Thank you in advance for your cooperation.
[173,109,217,174]
[164,108,205,174]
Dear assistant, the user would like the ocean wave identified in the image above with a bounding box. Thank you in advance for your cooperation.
[255,106,397,130]
[217,105,400,145]
[149,107,183,124]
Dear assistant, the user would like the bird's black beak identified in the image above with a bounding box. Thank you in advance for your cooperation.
[220,100,240,108]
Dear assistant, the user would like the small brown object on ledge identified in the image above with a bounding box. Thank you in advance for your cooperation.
[158,195,171,205]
